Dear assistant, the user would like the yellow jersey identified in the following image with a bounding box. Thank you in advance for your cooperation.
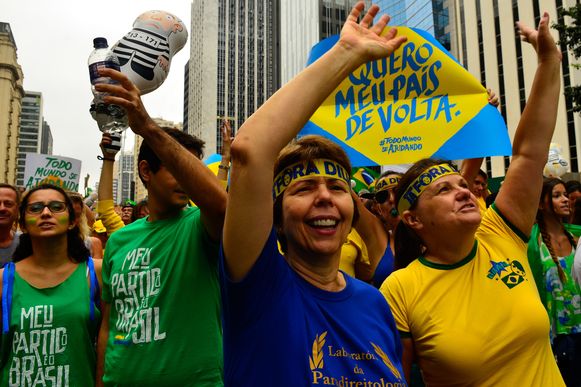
[339,229,370,277]
[381,204,564,386]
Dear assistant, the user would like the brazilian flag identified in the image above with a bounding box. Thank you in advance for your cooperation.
[351,167,378,194]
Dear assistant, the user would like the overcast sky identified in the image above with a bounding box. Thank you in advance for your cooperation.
[3,0,192,192]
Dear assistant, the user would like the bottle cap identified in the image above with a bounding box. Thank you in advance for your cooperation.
[93,37,108,48]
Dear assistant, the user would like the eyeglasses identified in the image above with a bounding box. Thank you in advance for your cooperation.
[374,190,393,204]
[26,201,67,214]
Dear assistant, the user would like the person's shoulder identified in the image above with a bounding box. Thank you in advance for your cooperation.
[349,276,389,302]
[565,223,581,237]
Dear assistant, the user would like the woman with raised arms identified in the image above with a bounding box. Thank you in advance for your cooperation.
[221,3,407,386]
[380,12,565,386]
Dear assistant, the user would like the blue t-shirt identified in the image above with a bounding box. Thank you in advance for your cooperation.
[373,243,395,289]
[220,229,406,386]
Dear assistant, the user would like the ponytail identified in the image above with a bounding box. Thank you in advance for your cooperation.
[537,212,567,283]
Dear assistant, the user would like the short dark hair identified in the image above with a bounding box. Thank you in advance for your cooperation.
[131,199,148,222]
[137,127,205,185]
[477,169,488,180]
[13,184,90,263]
[0,183,21,204]
[565,180,581,195]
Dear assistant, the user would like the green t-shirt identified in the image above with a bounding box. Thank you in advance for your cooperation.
[1,261,100,386]
[102,207,223,386]
[528,223,581,338]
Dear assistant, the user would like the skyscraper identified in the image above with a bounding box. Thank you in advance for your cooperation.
[280,0,371,86]
[0,22,24,185]
[186,0,280,154]
[117,152,134,203]
[375,0,457,55]
[40,119,53,155]
[456,0,580,176]
[16,91,44,187]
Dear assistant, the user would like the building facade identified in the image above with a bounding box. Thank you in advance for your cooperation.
[0,22,24,185]
[376,0,458,58]
[117,152,134,204]
[16,91,43,186]
[456,0,580,176]
[40,119,53,155]
[186,0,280,154]
[280,0,372,86]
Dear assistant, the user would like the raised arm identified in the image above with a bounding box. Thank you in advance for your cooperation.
[495,12,562,235]
[224,2,407,281]
[352,191,388,279]
[96,134,124,235]
[96,69,227,240]
[217,120,232,183]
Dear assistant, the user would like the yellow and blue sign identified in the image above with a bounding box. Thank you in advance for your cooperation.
[300,28,511,166]
[203,153,223,176]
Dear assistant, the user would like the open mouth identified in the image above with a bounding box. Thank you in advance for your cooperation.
[459,203,476,212]
[306,217,339,232]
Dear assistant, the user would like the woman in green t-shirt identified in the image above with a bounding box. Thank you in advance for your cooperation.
[0,184,102,386]
[528,177,581,386]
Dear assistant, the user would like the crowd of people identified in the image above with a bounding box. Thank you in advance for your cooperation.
[0,2,580,386]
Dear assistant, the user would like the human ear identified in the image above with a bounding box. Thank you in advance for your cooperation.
[139,160,152,185]
[402,210,423,231]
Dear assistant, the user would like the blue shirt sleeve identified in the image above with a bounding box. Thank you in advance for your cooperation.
[219,228,293,331]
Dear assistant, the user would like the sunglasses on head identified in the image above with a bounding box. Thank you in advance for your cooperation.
[26,201,67,214]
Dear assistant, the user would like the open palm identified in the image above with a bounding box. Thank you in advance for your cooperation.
[339,2,407,63]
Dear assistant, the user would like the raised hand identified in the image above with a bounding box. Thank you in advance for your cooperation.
[516,12,561,62]
[221,120,233,158]
[338,2,407,63]
[99,133,119,158]
[94,68,155,136]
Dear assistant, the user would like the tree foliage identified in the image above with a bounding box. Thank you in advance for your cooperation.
[554,4,581,112]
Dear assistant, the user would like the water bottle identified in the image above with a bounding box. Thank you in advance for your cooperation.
[88,37,128,134]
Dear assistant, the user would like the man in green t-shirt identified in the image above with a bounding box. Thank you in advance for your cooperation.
[95,69,227,386]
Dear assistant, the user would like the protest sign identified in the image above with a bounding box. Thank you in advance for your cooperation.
[23,154,82,192]
[300,28,511,166]
[203,153,222,176]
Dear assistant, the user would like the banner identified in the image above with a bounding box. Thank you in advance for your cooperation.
[203,153,222,176]
[300,28,511,166]
[23,154,82,192]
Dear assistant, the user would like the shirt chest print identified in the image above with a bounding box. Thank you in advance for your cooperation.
[487,258,527,289]
[111,247,166,345]
[308,331,404,386]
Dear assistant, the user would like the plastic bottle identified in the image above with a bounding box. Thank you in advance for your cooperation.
[88,37,128,133]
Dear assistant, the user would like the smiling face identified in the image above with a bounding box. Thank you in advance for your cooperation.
[22,189,72,238]
[407,174,481,236]
[280,176,354,260]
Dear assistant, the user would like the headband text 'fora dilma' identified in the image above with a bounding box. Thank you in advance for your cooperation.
[375,175,401,192]
[397,163,459,214]
[272,159,350,198]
